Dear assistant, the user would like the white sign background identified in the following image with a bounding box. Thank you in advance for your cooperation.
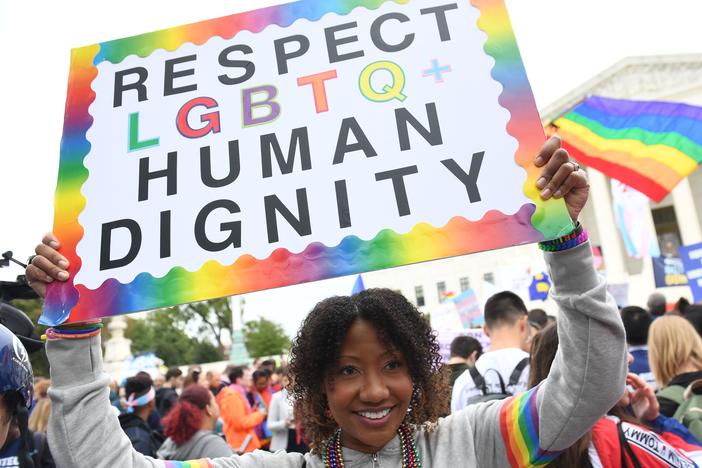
[77,1,527,288]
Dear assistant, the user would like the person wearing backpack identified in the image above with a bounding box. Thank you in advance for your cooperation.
[649,315,702,442]
[451,291,531,412]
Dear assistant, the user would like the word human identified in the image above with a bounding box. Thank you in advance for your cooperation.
[100,101,486,271]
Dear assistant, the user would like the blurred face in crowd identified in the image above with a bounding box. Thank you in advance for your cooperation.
[324,320,413,454]
[254,376,269,393]
[0,395,16,449]
[205,391,220,424]
[153,375,165,390]
[237,369,253,388]
[206,371,221,390]
[173,375,185,389]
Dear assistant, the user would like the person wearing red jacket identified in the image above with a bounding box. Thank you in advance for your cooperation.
[215,366,266,454]
[530,323,702,467]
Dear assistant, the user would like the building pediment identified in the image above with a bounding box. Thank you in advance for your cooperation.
[542,54,702,124]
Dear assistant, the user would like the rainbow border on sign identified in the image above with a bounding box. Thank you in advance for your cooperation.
[41,0,573,325]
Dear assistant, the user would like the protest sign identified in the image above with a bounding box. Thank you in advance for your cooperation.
[436,328,490,363]
[652,256,688,288]
[529,272,551,301]
[453,289,482,328]
[430,302,463,332]
[42,0,573,325]
[680,242,702,303]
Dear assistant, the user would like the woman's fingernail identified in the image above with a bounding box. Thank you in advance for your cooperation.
[58,271,69,280]
[50,241,59,248]
[536,177,547,189]
[46,277,53,283]
[58,260,69,269]
[535,156,544,166]
[553,190,563,198]
[540,188,552,199]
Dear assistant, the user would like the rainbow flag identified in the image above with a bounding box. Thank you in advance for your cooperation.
[553,96,702,202]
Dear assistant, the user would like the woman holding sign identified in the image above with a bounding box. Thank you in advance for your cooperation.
[27,136,627,467]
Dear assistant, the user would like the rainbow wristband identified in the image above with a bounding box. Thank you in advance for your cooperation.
[538,223,588,252]
[43,320,103,341]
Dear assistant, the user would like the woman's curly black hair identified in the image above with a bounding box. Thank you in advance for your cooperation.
[287,288,449,452]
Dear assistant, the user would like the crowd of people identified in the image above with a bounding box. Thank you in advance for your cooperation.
[104,358,310,460]
[0,136,699,467]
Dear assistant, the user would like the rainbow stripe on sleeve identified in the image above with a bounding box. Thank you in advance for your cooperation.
[160,460,213,468]
[499,386,561,467]
[41,0,573,325]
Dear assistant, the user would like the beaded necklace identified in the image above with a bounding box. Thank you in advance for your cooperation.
[322,424,421,467]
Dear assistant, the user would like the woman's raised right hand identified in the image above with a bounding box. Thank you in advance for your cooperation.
[25,232,70,298]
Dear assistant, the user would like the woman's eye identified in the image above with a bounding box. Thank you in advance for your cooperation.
[385,360,403,370]
[339,366,357,376]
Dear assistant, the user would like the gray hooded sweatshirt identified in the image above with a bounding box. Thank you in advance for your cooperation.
[46,242,627,467]
[157,431,233,461]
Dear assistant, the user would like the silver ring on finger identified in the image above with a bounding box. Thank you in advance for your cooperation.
[570,161,580,173]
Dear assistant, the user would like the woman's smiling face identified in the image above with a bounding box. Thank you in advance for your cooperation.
[324,319,413,454]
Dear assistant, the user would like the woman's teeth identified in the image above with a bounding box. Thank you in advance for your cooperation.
[358,408,391,419]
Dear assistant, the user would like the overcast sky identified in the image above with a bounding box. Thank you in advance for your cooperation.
[1,0,701,336]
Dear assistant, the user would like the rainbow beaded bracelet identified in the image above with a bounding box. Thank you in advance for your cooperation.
[538,222,588,252]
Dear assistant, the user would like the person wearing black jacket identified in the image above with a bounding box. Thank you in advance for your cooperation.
[155,367,183,417]
[0,304,55,468]
[118,373,164,458]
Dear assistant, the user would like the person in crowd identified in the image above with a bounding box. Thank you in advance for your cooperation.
[526,308,548,348]
[27,379,51,433]
[685,304,702,337]
[30,136,629,467]
[109,379,125,415]
[216,366,266,454]
[446,335,483,387]
[268,369,308,454]
[621,305,655,387]
[649,315,702,417]
[259,360,276,373]
[157,384,232,460]
[250,369,273,449]
[206,371,223,395]
[648,292,668,318]
[132,372,165,436]
[270,368,284,393]
[153,375,165,391]
[29,378,45,413]
[676,297,692,315]
[0,324,55,468]
[529,324,702,466]
[119,373,164,457]
[156,367,183,417]
[251,370,273,410]
[184,365,204,389]
[451,291,531,411]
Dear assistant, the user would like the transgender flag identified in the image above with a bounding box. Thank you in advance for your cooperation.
[453,289,482,328]
[611,181,661,259]
[554,96,702,202]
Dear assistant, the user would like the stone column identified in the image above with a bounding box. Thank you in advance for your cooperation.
[587,168,628,282]
[672,178,702,245]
